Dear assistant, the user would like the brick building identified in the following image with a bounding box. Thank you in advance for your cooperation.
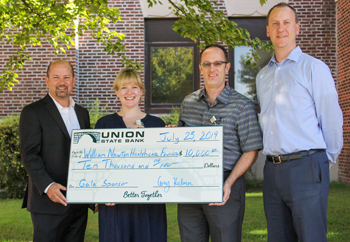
[0,0,349,183]
[336,0,350,185]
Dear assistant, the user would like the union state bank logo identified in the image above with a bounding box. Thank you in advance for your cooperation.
[73,132,100,144]
[73,130,145,144]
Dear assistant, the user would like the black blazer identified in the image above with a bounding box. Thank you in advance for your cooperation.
[19,94,90,214]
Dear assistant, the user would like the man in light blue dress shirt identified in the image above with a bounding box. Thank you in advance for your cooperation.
[256,3,343,242]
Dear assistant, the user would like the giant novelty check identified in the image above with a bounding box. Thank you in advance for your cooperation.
[66,126,223,203]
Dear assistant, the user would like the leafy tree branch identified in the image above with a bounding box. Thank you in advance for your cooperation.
[0,0,135,91]
[156,0,272,67]
[0,0,271,91]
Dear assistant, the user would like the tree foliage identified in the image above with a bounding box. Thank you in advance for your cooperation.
[0,0,271,91]
[151,46,193,104]
[237,55,260,103]
[237,48,272,103]
[151,0,272,63]
[0,0,137,91]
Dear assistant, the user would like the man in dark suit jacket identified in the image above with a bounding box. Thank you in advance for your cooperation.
[19,60,90,242]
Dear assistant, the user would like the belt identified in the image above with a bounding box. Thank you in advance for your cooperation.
[266,149,323,164]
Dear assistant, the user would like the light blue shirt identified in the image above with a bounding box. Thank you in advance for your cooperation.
[256,46,343,163]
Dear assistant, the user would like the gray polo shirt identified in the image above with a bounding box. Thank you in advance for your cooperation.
[178,83,263,171]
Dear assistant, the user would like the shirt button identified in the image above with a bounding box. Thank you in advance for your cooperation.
[278,67,281,70]
[273,99,275,101]
[275,83,278,85]
[270,115,273,117]
[271,131,273,134]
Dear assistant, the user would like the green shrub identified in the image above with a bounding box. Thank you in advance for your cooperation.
[0,99,109,199]
[0,115,27,199]
[87,98,110,128]
[0,100,178,199]
[160,107,180,125]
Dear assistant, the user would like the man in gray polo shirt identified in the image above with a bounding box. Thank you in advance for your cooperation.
[177,44,263,242]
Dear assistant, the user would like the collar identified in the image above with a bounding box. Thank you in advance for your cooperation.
[198,83,231,105]
[268,46,302,66]
[49,93,75,110]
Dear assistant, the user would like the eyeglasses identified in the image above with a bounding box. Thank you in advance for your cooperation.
[200,61,228,68]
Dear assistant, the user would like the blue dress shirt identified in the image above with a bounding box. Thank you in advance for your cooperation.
[256,46,343,163]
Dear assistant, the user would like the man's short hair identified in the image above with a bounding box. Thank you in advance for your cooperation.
[267,2,299,25]
[200,44,229,62]
[46,60,75,77]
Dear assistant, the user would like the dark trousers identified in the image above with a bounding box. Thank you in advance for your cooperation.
[31,204,88,242]
[177,172,245,242]
[263,150,329,242]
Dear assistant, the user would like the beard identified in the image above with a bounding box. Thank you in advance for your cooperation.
[55,85,69,98]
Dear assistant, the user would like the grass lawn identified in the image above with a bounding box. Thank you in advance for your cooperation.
[0,182,349,242]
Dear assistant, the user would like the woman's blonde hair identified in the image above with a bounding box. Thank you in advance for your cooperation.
[113,68,145,92]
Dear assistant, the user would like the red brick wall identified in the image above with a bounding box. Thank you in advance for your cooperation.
[0,0,337,115]
[77,0,144,112]
[1,0,347,181]
[290,0,337,80]
[198,0,228,88]
[336,0,350,185]
[0,44,76,116]
[0,0,144,116]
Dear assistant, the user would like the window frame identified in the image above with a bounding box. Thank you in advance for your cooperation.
[145,18,200,114]
[228,17,270,88]
[227,17,270,110]
[144,17,269,113]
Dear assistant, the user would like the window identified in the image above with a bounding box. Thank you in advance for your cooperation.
[150,46,194,104]
[232,46,272,104]
[228,18,272,104]
[145,18,271,112]
[145,19,199,113]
